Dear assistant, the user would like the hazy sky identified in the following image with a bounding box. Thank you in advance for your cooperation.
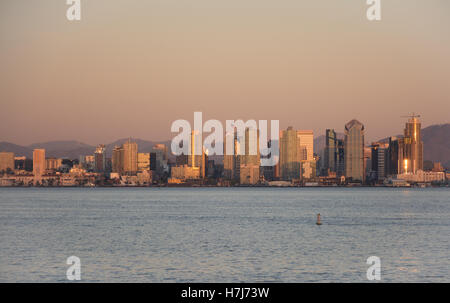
[1,0,449,145]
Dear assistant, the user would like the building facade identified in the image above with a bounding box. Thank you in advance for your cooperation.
[0,152,15,173]
[33,149,46,182]
[344,119,365,182]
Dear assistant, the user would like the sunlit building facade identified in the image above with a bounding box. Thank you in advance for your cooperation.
[344,119,365,182]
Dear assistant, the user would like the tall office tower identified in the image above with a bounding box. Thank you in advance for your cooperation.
[94,144,106,173]
[112,145,124,174]
[153,144,168,161]
[137,153,150,171]
[261,139,275,181]
[151,149,165,174]
[239,128,260,185]
[297,130,315,179]
[201,148,208,179]
[187,130,205,168]
[336,139,345,176]
[371,142,389,181]
[0,152,15,173]
[401,115,424,174]
[185,130,209,179]
[240,128,260,165]
[364,147,372,177]
[324,129,337,174]
[344,119,365,182]
[223,131,235,180]
[223,130,239,180]
[123,139,138,174]
[33,149,46,180]
[279,127,301,181]
[387,136,399,175]
[297,130,314,161]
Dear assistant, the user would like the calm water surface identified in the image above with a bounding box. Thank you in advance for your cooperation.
[0,187,449,282]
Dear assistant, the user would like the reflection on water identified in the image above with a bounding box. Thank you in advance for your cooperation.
[0,187,449,282]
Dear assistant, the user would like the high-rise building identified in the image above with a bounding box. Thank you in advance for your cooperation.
[187,130,204,168]
[401,115,423,174]
[297,130,315,180]
[138,153,150,171]
[153,144,169,162]
[387,115,424,176]
[279,127,301,181]
[33,149,46,180]
[223,130,238,180]
[171,131,206,180]
[94,144,106,173]
[112,145,124,174]
[387,136,399,175]
[371,142,389,181]
[123,139,138,174]
[336,139,345,176]
[239,128,260,185]
[297,130,314,161]
[344,119,365,182]
[239,128,260,165]
[324,129,337,174]
[0,152,15,173]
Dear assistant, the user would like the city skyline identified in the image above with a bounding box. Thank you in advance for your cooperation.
[0,113,447,187]
[1,1,450,145]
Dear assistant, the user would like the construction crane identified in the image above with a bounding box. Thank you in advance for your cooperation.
[401,113,421,119]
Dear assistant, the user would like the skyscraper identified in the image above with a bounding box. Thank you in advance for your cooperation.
[137,153,150,171]
[239,128,260,185]
[112,145,124,174]
[223,131,236,180]
[336,139,345,177]
[171,130,205,180]
[297,130,314,162]
[188,130,203,168]
[324,129,337,174]
[94,144,106,173]
[371,142,389,181]
[401,115,423,174]
[153,144,168,162]
[123,139,138,174]
[388,115,424,175]
[279,127,301,181]
[297,130,315,179]
[344,119,365,182]
[33,149,46,182]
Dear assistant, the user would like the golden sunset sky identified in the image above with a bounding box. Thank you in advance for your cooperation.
[1,0,449,145]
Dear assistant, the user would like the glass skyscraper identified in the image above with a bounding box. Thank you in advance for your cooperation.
[344,119,365,182]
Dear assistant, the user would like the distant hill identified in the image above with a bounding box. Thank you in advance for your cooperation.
[0,138,173,159]
[27,141,95,159]
[422,124,450,168]
[0,142,33,158]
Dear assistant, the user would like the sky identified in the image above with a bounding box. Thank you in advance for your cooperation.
[1,0,449,146]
